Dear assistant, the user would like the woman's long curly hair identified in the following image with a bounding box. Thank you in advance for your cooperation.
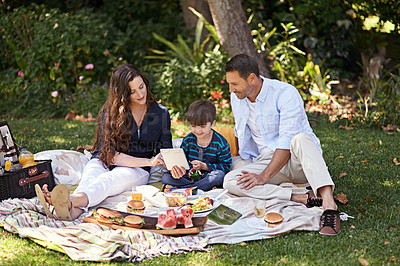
[93,64,155,166]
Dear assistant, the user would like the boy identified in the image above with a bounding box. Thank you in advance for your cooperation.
[161,100,232,191]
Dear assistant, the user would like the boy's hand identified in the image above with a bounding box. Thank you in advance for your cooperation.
[189,168,201,177]
[171,165,186,179]
[191,160,208,171]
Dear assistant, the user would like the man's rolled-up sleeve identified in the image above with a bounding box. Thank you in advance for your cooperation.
[276,89,304,150]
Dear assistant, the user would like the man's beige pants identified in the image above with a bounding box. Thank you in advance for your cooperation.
[223,133,334,201]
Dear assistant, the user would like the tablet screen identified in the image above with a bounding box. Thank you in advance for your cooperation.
[160,148,190,171]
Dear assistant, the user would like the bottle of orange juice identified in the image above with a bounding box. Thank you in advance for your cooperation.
[18,147,37,168]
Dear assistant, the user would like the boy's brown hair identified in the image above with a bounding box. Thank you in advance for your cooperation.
[186,100,216,126]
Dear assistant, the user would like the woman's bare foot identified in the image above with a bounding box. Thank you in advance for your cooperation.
[42,184,53,205]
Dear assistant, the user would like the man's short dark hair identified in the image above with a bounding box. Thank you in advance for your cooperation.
[186,100,216,126]
[225,54,260,79]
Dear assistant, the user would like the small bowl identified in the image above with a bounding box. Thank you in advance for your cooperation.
[164,192,187,207]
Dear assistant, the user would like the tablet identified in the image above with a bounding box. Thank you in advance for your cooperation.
[160,148,190,171]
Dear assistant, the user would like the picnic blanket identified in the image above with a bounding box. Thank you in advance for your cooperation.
[98,188,323,244]
[0,188,324,262]
[0,198,209,262]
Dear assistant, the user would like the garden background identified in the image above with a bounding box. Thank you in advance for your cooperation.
[1,0,400,264]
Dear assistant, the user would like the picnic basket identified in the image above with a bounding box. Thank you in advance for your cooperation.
[0,121,55,201]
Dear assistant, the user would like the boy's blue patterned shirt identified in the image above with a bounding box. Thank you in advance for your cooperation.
[181,129,232,174]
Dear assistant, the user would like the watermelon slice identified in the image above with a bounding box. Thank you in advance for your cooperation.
[181,208,194,218]
[182,215,193,228]
[180,208,194,228]
[177,215,185,225]
[166,209,177,218]
[156,213,177,229]
[184,187,198,196]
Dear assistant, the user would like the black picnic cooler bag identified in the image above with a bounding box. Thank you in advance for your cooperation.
[0,121,55,201]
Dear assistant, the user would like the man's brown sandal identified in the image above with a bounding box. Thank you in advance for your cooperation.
[306,195,323,208]
[319,209,340,236]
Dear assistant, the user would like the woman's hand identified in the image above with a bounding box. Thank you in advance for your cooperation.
[171,165,186,179]
[148,153,164,166]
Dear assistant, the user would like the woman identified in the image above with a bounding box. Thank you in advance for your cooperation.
[36,64,172,220]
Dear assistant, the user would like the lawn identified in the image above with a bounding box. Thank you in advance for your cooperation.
[0,116,399,265]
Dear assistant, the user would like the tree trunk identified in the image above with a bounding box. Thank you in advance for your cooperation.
[180,0,213,43]
[207,0,270,77]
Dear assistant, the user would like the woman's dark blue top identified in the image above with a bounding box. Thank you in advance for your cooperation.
[92,102,173,169]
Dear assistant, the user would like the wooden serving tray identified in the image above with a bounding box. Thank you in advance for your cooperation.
[83,208,207,236]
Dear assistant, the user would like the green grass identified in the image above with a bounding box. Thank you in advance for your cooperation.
[1,117,400,265]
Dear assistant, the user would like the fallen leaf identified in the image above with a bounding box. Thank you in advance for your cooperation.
[338,172,347,178]
[359,257,369,265]
[361,160,368,163]
[334,192,348,204]
[87,112,96,121]
[336,155,344,159]
[350,225,355,229]
[357,214,362,219]
[339,125,352,130]
[393,158,400,165]
[366,196,373,202]
[65,111,76,120]
[384,241,390,245]
[76,145,93,151]
[381,124,400,131]
[239,242,246,246]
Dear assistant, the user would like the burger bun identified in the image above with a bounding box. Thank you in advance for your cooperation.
[94,208,123,224]
[264,212,283,228]
[124,215,144,228]
[126,200,145,214]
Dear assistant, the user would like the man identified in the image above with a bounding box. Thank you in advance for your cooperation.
[223,54,340,236]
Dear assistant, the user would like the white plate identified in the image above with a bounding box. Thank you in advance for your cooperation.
[158,199,219,215]
[247,217,282,230]
[162,188,205,197]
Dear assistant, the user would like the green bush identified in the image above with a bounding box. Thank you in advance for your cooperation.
[148,11,231,122]
[245,0,360,78]
[0,4,117,117]
[252,22,339,103]
[153,47,229,121]
[355,67,400,128]
[98,0,186,68]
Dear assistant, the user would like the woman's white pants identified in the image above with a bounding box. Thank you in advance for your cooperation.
[73,158,149,208]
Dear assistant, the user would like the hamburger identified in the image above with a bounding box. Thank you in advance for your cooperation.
[93,208,124,225]
[264,212,284,228]
[124,215,145,228]
[126,200,145,214]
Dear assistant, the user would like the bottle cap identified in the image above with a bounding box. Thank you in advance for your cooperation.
[5,160,11,171]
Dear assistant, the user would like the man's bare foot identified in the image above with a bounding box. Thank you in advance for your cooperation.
[290,193,308,205]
